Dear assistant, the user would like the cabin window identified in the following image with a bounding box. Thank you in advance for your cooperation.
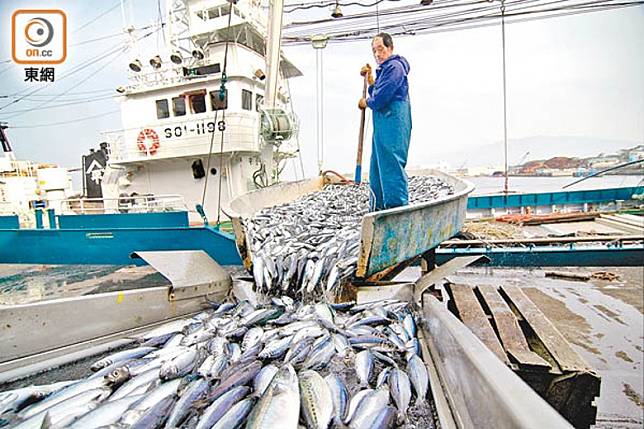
[255,94,263,112]
[190,94,207,114]
[198,4,233,20]
[219,4,231,17]
[191,159,205,179]
[242,89,252,111]
[156,99,169,119]
[172,96,186,116]
[210,89,228,110]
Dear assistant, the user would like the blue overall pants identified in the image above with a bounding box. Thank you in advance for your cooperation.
[369,97,412,211]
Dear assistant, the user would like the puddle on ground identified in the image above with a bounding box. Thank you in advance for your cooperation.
[522,287,599,355]
[623,383,643,408]
[594,304,627,325]
[615,351,634,363]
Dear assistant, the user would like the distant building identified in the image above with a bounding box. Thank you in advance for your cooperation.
[454,166,502,177]
[619,144,644,162]
[587,156,620,169]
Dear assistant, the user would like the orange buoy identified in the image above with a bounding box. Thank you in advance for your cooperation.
[137,128,160,155]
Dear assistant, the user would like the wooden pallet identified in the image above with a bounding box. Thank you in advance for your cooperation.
[445,283,601,429]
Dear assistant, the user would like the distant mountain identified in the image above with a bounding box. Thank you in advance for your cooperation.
[431,136,642,168]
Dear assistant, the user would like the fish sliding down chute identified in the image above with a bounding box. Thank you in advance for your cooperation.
[1,298,434,429]
[244,176,454,301]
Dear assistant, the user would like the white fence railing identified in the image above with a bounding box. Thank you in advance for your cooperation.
[102,113,259,163]
[63,194,188,215]
[0,201,14,214]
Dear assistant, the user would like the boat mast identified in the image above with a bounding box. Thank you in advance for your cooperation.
[261,0,285,184]
[265,0,284,110]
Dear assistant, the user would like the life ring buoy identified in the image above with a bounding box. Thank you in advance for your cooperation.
[137,128,160,155]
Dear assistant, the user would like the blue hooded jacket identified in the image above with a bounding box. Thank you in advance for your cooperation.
[366,54,410,112]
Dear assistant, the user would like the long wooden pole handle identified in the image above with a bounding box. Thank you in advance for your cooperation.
[355,75,369,183]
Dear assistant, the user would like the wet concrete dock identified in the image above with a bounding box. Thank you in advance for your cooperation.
[446,266,643,428]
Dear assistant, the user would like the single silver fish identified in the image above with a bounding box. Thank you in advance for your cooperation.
[90,347,156,372]
[299,370,334,429]
[164,377,209,428]
[242,327,264,351]
[159,348,198,380]
[69,394,144,428]
[195,386,250,429]
[325,373,349,425]
[343,389,373,425]
[389,368,412,424]
[130,395,177,429]
[253,364,279,397]
[211,397,255,429]
[349,388,390,429]
[355,350,374,387]
[407,354,429,404]
[119,378,182,426]
[245,364,300,429]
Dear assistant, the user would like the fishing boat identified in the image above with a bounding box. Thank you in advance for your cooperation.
[0,125,75,228]
[0,0,303,266]
[99,0,302,224]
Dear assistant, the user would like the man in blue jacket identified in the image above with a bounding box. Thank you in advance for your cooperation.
[359,32,412,211]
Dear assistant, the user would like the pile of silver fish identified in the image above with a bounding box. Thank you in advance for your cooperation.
[245,176,454,300]
[0,298,432,429]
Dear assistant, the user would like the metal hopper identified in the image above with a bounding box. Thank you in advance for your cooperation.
[228,169,473,283]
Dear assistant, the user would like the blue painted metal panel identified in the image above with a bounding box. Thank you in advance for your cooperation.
[436,244,644,267]
[57,211,190,230]
[0,215,19,229]
[362,195,468,278]
[47,209,57,229]
[467,186,643,210]
[35,209,43,229]
[0,226,241,266]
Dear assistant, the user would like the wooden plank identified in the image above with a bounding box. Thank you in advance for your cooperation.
[449,284,508,364]
[414,255,490,302]
[501,285,592,372]
[477,285,550,369]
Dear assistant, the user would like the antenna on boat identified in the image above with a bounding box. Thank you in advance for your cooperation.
[166,0,198,66]
[121,0,142,74]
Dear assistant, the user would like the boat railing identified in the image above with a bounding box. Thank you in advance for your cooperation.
[0,201,14,214]
[0,158,38,177]
[126,65,191,92]
[62,194,188,215]
[102,113,259,163]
